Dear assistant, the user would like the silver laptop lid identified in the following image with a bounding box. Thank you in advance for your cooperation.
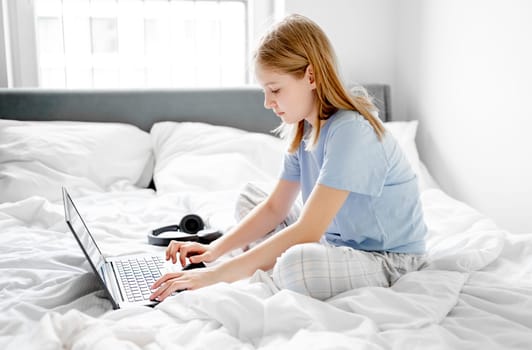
[62,187,119,308]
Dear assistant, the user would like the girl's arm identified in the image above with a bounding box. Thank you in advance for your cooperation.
[163,179,301,266]
[150,182,349,301]
[214,183,350,282]
[209,179,302,258]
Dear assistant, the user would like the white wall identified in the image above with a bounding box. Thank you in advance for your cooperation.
[285,0,532,233]
[284,0,397,88]
[395,0,532,233]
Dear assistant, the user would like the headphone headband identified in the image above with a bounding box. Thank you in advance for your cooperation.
[147,214,222,246]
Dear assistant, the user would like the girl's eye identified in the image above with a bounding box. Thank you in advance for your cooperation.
[271,89,280,94]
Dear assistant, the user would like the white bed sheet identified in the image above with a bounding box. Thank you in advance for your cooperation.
[1,184,532,349]
[1,121,531,349]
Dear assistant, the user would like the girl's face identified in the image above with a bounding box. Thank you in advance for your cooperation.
[255,65,318,126]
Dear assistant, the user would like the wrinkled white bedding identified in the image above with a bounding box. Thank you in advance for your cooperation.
[1,186,531,349]
[1,121,531,349]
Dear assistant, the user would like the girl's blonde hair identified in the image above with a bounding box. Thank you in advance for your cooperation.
[254,14,385,153]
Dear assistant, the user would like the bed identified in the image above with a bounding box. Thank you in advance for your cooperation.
[1,85,531,349]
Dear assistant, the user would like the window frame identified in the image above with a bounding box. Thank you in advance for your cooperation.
[0,0,282,88]
[1,0,39,87]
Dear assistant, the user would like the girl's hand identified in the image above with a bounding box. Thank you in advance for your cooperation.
[149,267,219,301]
[165,240,217,267]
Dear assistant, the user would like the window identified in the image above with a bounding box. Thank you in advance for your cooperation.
[34,0,248,88]
[0,0,281,88]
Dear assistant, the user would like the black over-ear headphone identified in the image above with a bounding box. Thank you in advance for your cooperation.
[147,214,222,246]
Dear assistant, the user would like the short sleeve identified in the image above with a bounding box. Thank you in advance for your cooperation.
[318,118,388,196]
[280,151,300,182]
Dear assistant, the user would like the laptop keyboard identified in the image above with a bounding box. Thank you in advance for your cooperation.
[115,256,165,302]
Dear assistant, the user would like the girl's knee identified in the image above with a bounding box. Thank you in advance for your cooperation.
[273,243,325,277]
[272,243,391,300]
[272,243,331,299]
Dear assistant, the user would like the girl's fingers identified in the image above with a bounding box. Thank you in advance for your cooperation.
[151,272,182,289]
[156,280,185,301]
[150,268,216,302]
[165,241,209,266]
[189,252,208,264]
[180,246,190,267]
[150,282,169,301]
[166,241,196,264]
[150,273,189,301]
[166,241,184,263]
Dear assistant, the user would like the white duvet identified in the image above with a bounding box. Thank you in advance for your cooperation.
[1,121,531,349]
[1,187,532,349]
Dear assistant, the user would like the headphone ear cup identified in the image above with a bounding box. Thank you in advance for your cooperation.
[179,214,205,234]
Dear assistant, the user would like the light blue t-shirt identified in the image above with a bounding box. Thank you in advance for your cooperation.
[281,110,427,254]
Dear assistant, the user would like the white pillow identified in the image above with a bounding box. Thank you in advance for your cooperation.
[384,120,435,190]
[384,121,421,171]
[151,122,285,193]
[0,119,154,203]
[151,120,433,194]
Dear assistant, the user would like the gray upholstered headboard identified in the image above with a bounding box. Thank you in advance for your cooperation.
[0,84,390,133]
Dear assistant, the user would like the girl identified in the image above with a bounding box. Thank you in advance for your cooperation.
[150,14,427,302]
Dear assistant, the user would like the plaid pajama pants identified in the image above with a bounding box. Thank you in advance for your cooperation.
[235,182,426,300]
[271,242,426,300]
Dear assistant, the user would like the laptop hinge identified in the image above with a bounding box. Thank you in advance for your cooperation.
[101,262,122,309]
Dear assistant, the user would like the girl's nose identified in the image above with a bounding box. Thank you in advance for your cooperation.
[264,93,274,109]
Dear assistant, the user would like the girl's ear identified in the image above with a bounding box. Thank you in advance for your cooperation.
[306,65,316,89]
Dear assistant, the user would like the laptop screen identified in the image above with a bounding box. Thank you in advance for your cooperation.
[63,189,106,277]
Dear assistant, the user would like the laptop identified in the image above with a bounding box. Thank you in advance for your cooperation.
[62,187,169,309]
